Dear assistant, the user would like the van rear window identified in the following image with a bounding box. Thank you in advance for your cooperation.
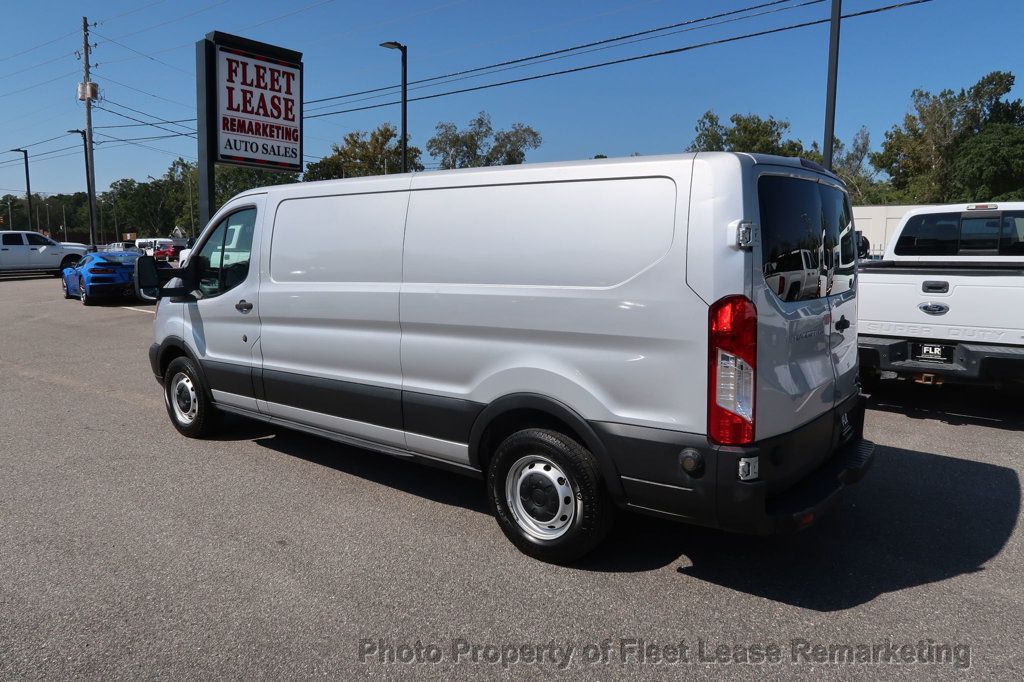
[758,175,855,301]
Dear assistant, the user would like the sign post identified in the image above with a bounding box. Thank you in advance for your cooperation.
[195,32,303,228]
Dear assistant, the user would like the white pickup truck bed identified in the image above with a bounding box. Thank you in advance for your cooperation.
[858,203,1024,387]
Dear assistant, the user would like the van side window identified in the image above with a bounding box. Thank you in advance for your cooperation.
[193,208,256,298]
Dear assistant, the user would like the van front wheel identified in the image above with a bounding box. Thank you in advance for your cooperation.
[163,356,220,438]
[487,428,614,564]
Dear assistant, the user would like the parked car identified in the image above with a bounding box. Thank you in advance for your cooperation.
[859,202,1024,389]
[153,244,181,261]
[139,153,873,563]
[106,241,143,253]
[135,238,174,256]
[61,251,141,305]
[0,231,86,275]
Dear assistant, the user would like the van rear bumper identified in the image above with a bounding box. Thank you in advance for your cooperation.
[593,394,873,534]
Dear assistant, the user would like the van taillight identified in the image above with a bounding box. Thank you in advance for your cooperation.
[708,295,756,446]
[777,276,786,296]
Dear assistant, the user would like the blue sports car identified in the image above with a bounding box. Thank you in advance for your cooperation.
[61,251,141,305]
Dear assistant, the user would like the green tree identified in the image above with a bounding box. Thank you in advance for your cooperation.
[687,111,807,156]
[426,112,541,169]
[951,122,1024,201]
[215,164,297,206]
[304,123,423,181]
[871,71,1024,202]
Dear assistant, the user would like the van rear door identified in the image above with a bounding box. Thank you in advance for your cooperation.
[753,171,837,439]
[821,183,860,406]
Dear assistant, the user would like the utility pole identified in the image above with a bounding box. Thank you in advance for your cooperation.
[822,0,842,171]
[9,148,32,230]
[68,129,97,245]
[62,203,67,241]
[80,16,100,249]
[6,199,12,230]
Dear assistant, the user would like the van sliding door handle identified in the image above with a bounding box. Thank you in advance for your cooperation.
[235,300,253,313]
[835,315,850,331]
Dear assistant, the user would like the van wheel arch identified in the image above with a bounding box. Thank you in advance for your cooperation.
[157,338,214,403]
[469,394,626,505]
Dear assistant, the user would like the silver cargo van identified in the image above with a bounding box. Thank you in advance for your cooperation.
[138,152,873,563]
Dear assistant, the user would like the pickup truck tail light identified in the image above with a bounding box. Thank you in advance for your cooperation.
[708,295,757,446]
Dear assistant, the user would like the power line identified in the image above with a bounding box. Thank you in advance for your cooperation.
[0,70,78,99]
[306,0,934,120]
[91,29,191,75]
[96,74,194,109]
[304,0,800,106]
[0,30,77,65]
[93,131,197,160]
[102,0,231,42]
[100,98,197,135]
[304,0,826,113]
[98,0,170,24]
[94,104,197,138]
[93,117,197,130]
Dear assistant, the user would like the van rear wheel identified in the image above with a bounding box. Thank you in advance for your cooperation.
[487,428,614,564]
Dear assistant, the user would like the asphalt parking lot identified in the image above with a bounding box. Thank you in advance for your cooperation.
[1,275,1021,678]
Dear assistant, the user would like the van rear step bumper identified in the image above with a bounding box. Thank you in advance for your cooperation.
[762,438,874,532]
[859,335,1024,382]
[596,394,872,534]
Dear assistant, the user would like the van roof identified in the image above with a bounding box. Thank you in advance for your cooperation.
[237,151,839,199]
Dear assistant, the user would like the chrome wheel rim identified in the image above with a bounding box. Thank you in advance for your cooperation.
[79,282,86,303]
[505,454,577,540]
[169,372,199,425]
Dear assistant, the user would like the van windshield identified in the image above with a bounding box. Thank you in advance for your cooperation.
[758,175,855,301]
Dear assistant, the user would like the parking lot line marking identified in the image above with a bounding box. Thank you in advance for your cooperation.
[121,306,156,314]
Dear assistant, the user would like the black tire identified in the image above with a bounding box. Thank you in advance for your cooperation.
[61,276,72,299]
[55,255,78,276]
[163,356,220,438]
[79,282,94,306]
[487,428,614,564]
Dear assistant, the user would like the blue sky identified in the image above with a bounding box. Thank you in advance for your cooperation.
[0,0,1020,197]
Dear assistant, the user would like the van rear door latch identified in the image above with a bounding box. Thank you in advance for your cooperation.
[730,220,757,250]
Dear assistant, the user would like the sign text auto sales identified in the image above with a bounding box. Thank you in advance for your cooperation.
[216,47,302,170]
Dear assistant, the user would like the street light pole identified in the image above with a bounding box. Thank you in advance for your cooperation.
[69,129,98,248]
[9,148,32,230]
[380,41,408,173]
[822,0,842,171]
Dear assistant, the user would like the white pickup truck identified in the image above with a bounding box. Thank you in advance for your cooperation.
[858,202,1024,389]
[0,231,87,275]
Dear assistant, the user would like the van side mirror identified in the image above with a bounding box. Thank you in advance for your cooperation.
[857,235,870,259]
[135,254,196,300]
[136,255,159,290]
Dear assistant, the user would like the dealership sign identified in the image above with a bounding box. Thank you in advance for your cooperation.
[198,32,303,173]
[216,46,301,169]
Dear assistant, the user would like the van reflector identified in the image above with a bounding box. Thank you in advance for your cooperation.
[708,295,757,446]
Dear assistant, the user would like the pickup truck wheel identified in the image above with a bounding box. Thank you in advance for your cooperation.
[163,356,220,438]
[487,428,614,564]
[56,255,78,275]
